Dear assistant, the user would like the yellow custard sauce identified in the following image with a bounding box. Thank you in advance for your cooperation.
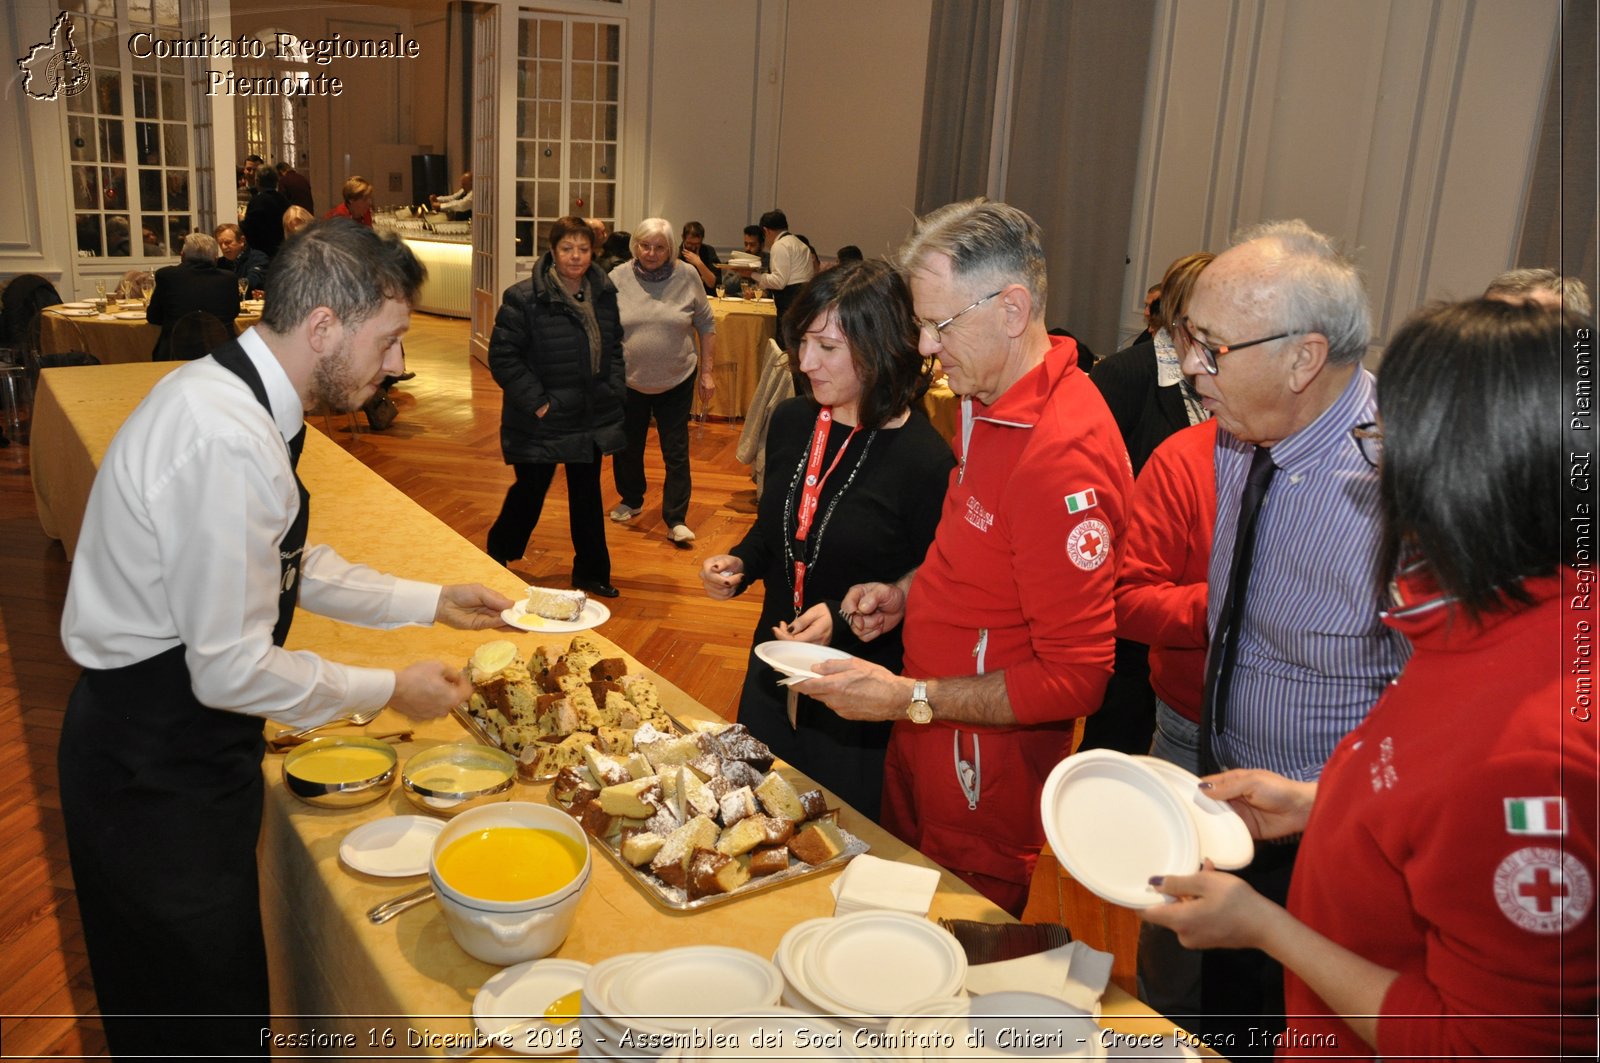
[436,827,586,901]
[408,764,511,793]
[286,746,393,785]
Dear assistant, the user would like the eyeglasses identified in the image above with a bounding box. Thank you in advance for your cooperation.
[915,289,1004,341]
[1177,316,1303,375]
[1350,421,1383,467]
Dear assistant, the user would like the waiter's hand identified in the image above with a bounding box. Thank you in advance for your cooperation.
[793,659,912,721]
[391,661,471,719]
[1200,769,1317,840]
[773,602,831,645]
[839,581,906,642]
[436,583,516,629]
[1141,861,1280,951]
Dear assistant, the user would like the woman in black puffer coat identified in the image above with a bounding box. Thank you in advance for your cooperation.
[486,216,627,597]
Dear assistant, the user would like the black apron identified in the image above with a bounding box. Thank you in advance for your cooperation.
[59,345,308,1061]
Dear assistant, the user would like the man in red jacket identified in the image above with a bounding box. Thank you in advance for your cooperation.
[797,200,1132,914]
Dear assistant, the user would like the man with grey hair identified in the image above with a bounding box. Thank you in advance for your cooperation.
[59,219,513,1058]
[145,230,240,360]
[798,199,1132,914]
[1141,219,1409,1045]
[1485,266,1593,317]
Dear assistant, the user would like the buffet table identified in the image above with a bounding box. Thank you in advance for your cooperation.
[39,304,262,364]
[38,361,1187,1058]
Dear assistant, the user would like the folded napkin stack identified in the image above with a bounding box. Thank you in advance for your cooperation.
[829,853,942,917]
[963,941,1113,1016]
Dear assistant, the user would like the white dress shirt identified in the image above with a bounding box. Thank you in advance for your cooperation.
[436,188,473,212]
[754,232,816,292]
[61,328,443,726]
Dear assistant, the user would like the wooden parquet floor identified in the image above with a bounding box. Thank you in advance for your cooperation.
[0,313,766,1058]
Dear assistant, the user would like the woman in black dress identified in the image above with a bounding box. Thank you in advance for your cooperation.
[699,260,954,818]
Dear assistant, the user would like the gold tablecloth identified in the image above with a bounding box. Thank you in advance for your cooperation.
[39,361,1182,1057]
[706,298,778,419]
[40,305,260,364]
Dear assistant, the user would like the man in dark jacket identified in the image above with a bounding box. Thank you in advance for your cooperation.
[275,161,314,213]
[485,216,627,597]
[241,168,290,258]
[146,232,240,361]
[214,223,268,295]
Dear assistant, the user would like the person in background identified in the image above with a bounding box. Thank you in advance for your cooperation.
[486,216,626,599]
[836,245,864,266]
[275,161,314,214]
[326,176,374,228]
[607,219,718,546]
[679,220,722,294]
[146,232,240,361]
[215,222,268,294]
[241,167,289,258]
[282,206,314,238]
[239,153,263,195]
[701,260,953,819]
[1144,299,1596,1061]
[797,200,1131,915]
[742,225,765,258]
[1080,252,1214,758]
[587,217,610,252]
[431,171,473,216]
[729,210,816,316]
[597,231,631,273]
[60,220,512,1059]
[1484,266,1592,316]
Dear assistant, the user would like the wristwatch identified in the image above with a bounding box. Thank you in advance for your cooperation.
[907,680,933,725]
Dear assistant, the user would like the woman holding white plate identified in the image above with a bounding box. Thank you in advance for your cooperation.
[1142,300,1596,1060]
[699,261,953,818]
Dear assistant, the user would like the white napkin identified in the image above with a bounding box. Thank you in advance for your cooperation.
[962,941,1113,1017]
[829,854,941,917]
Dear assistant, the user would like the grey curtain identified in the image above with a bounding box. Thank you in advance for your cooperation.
[1002,0,1156,355]
[1516,0,1597,300]
[915,0,1006,213]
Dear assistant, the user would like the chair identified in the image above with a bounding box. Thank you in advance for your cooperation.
[1,274,64,348]
[735,339,795,493]
[168,311,234,361]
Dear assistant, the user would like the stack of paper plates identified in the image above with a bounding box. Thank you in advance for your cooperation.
[581,947,784,1059]
[781,910,967,1026]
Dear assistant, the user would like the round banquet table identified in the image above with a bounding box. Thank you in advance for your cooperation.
[40,303,262,364]
[704,296,778,419]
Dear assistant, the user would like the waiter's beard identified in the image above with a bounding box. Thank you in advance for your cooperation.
[311,337,374,413]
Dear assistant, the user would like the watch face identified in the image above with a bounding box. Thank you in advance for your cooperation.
[908,701,933,725]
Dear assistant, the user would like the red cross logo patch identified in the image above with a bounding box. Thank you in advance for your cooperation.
[1066,518,1112,572]
[1493,847,1593,934]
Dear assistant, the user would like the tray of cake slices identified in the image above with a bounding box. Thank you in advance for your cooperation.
[547,723,869,911]
[455,634,687,782]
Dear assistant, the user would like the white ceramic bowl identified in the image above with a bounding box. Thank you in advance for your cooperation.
[429,802,592,966]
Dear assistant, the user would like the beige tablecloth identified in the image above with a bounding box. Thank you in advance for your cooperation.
[705,298,778,419]
[39,361,1185,1057]
[40,305,260,364]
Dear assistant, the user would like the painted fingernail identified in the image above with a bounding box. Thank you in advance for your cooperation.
[1147,875,1164,887]
[1197,781,1215,790]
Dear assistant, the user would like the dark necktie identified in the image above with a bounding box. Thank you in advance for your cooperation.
[1200,444,1277,774]
[287,425,306,469]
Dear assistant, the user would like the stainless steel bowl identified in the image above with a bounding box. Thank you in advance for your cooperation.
[402,742,517,817]
[282,735,398,808]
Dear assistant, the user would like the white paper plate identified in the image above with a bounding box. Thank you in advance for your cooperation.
[1135,756,1254,870]
[581,952,648,1016]
[608,946,783,1030]
[59,301,95,309]
[936,991,1098,1060]
[501,598,611,633]
[1039,750,1200,909]
[338,815,444,877]
[473,958,591,1056]
[771,917,832,1008]
[752,641,857,680]
[113,310,147,319]
[59,308,98,316]
[697,1009,858,1059]
[801,910,967,1018]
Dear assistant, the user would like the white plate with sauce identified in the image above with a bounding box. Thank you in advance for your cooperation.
[474,958,591,1056]
[338,815,444,877]
[500,598,610,633]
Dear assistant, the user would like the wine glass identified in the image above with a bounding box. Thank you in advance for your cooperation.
[238,279,250,301]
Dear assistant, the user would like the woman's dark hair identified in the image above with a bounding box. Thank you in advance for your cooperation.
[780,259,930,430]
[1376,298,1580,621]
[547,216,593,252]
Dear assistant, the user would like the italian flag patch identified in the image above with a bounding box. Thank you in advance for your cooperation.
[1064,489,1098,513]
[1505,797,1566,836]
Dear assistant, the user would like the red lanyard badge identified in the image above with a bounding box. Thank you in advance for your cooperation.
[792,406,860,613]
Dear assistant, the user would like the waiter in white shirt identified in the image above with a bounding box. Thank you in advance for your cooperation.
[726,208,816,317]
[57,219,513,1060]
[430,170,473,215]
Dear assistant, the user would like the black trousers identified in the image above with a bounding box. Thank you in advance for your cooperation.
[1196,838,1300,1059]
[488,449,610,582]
[612,374,696,526]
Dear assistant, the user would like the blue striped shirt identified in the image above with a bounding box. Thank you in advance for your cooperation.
[1208,369,1410,780]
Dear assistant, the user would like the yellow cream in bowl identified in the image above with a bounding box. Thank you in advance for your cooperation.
[409,764,511,793]
[436,827,586,901]
[286,745,394,785]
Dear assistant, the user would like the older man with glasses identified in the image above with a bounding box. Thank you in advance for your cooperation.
[793,199,1132,916]
[1151,219,1410,1049]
